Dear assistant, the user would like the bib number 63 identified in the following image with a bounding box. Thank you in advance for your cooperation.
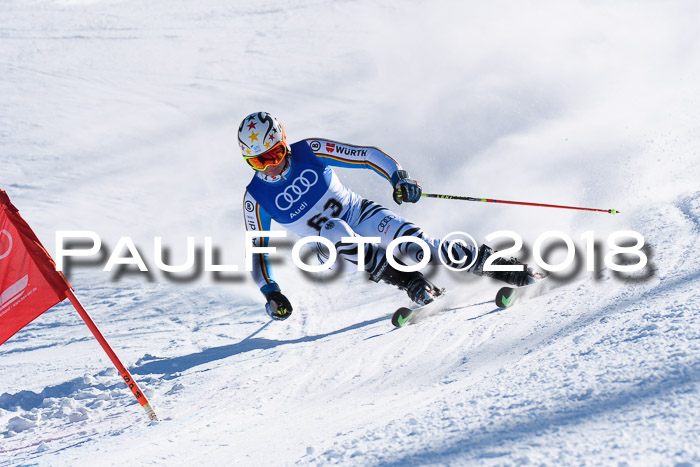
[307,198,343,232]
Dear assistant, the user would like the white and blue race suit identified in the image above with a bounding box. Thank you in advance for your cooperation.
[243,138,475,297]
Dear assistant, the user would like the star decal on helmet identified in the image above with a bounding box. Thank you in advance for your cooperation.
[264,142,271,148]
[249,131,259,142]
[247,122,257,130]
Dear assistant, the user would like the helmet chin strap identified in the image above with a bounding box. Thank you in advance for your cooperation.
[278,156,291,180]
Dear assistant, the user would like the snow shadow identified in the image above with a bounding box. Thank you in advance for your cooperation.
[131,316,387,377]
[0,374,117,412]
[0,336,93,356]
[382,359,700,466]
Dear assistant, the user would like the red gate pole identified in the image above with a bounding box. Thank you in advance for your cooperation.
[65,289,158,421]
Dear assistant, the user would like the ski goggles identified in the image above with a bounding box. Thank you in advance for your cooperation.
[244,141,288,171]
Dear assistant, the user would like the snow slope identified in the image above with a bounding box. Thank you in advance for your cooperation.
[1,0,699,465]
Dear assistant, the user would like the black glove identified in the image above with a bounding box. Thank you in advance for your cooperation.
[391,170,422,205]
[264,291,293,321]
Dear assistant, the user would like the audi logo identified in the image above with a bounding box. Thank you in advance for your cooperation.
[0,230,12,260]
[275,169,319,211]
[378,214,395,233]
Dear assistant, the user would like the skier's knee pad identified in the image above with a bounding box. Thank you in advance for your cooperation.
[317,218,355,265]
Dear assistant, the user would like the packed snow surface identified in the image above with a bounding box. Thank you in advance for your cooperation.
[1,0,700,465]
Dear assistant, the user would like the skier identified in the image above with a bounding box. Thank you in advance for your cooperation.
[240,112,539,321]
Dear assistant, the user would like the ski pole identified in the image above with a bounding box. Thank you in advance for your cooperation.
[420,193,619,215]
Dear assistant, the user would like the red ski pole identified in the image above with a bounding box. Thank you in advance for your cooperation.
[421,193,619,215]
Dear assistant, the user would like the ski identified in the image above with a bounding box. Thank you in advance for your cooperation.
[393,274,549,327]
[495,277,550,309]
[391,292,447,328]
[495,287,518,309]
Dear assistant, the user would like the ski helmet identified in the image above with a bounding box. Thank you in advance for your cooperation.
[238,112,289,171]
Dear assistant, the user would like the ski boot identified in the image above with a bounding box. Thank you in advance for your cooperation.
[472,244,545,287]
[369,257,442,306]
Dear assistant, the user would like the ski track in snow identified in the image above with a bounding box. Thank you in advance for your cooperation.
[2,0,700,465]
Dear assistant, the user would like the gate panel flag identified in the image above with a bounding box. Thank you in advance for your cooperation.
[0,189,72,346]
[0,189,158,420]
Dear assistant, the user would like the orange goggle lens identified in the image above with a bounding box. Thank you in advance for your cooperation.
[244,142,288,171]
